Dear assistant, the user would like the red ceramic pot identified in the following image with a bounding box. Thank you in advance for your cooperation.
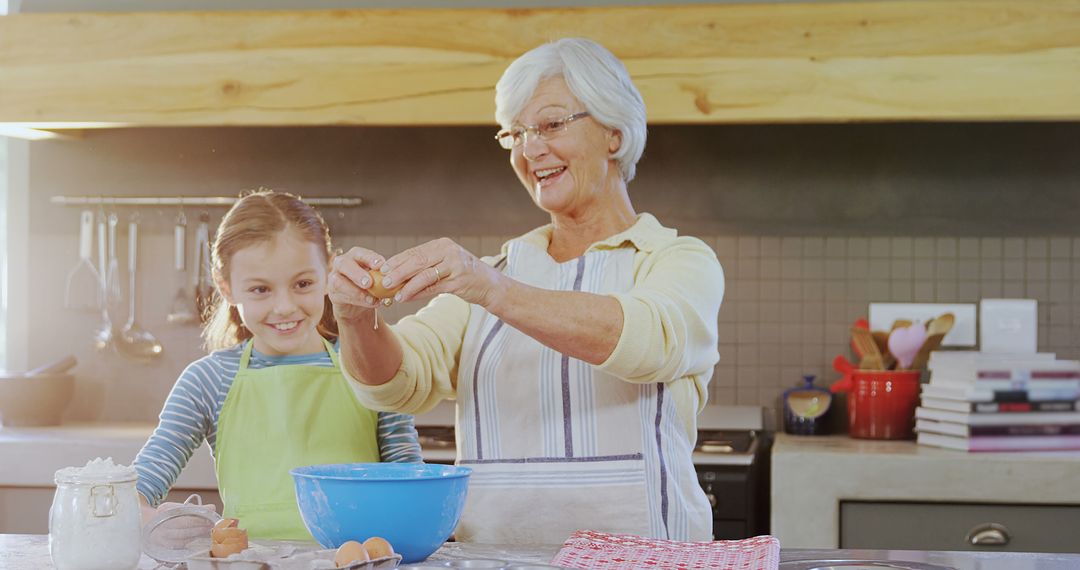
[847,370,920,440]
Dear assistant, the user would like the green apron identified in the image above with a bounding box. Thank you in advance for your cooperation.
[215,338,381,540]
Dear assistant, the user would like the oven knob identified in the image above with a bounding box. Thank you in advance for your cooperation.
[703,483,717,507]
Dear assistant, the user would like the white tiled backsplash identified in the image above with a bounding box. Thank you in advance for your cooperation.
[710,235,1080,411]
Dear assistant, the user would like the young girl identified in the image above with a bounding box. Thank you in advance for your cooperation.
[134,190,421,543]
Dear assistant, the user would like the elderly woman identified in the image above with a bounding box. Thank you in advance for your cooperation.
[329,38,724,544]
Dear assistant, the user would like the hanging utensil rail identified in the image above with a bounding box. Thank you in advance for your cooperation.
[50,196,363,207]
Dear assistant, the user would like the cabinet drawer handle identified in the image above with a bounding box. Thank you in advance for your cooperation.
[966,523,1011,546]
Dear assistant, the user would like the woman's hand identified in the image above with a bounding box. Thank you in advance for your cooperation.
[328,246,389,321]
[379,238,507,308]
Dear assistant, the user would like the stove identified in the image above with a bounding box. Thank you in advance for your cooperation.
[696,429,757,455]
[415,425,456,466]
[694,428,771,540]
[416,425,455,449]
[692,405,772,541]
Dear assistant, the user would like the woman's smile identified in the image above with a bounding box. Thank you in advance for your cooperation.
[533,164,569,198]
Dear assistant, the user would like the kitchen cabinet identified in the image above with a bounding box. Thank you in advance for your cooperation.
[2,2,1080,127]
[771,434,1080,550]
[840,501,1080,554]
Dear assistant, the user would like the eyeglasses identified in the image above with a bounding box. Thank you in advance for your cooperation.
[494,112,590,150]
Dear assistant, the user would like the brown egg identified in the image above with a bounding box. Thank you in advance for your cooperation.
[210,518,248,558]
[212,527,248,544]
[334,540,369,567]
[212,518,239,533]
[363,536,394,559]
[210,529,248,558]
[211,541,247,559]
[367,269,403,300]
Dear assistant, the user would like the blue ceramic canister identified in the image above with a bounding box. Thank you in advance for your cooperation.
[783,375,833,435]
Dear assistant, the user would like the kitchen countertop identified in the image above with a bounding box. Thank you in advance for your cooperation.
[5,534,1080,569]
[771,433,1080,549]
[0,422,461,490]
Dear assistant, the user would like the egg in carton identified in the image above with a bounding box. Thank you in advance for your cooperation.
[185,544,299,570]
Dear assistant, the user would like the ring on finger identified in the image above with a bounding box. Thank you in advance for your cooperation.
[432,266,442,282]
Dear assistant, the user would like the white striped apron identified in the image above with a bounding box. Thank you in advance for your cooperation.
[453,239,712,544]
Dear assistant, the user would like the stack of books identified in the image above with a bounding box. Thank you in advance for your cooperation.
[915,352,1080,451]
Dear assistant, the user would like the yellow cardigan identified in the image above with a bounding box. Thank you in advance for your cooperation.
[345,213,725,442]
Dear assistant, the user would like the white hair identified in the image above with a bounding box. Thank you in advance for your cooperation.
[494,37,647,182]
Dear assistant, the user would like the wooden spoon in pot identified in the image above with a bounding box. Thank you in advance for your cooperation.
[908,312,955,370]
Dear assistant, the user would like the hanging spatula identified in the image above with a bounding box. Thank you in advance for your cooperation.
[64,210,102,311]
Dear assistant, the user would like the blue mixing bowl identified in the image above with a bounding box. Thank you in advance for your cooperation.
[290,463,471,563]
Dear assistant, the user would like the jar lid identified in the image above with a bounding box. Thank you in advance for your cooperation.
[54,457,137,485]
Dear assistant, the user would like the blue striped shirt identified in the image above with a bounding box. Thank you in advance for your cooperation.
[133,342,422,506]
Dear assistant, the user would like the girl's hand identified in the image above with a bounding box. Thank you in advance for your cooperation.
[147,501,218,549]
[378,238,507,308]
[328,246,388,322]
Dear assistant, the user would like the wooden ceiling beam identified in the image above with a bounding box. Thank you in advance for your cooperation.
[2,1,1079,127]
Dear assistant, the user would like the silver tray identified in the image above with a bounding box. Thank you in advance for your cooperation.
[187,549,401,570]
[779,560,957,570]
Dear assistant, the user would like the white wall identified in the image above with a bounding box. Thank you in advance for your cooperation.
[1,139,30,372]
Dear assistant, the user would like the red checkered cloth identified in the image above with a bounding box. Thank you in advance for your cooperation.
[550,530,780,570]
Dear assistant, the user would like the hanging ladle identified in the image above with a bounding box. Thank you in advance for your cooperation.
[118,213,164,360]
[166,209,197,325]
[92,208,113,350]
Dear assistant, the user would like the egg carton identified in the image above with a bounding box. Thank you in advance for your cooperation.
[185,549,400,570]
[269,550,402,570]
[400,560,562,569]
[185,549,282,570]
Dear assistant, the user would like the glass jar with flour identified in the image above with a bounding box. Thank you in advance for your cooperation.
[49,457,141,570]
